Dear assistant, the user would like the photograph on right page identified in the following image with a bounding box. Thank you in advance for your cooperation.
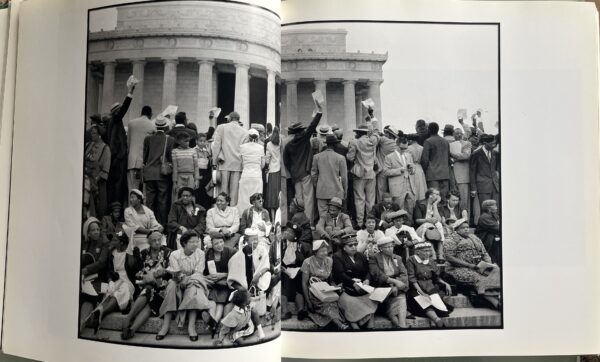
[279,21,501,332]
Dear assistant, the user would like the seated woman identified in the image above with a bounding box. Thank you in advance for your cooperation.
[240,193,272,240]
[101,202,124,242]
[166,186,206,250]
[475,199,501,266]
[89,231,136,334]
[157,230,215,341]
[124,189,163,253]
[368,236,409,328]
[213,289,254,346]
[204,236,236,333]
[413,187,446,262]
[80,217,109,329]
[332,233,377,330]
[384,210,422,261]
[445,218,501,310]
[206,192,241,249]
[121,230,172,340]
[406,241,453,328]
[356,214,386,260]
[281,223,311,321]
[288,198,313,251]
[301,240,349,331]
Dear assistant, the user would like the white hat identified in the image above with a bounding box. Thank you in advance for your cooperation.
[244,228,259,236]
[376,236,395,247]
[452,218,470,230]
[312,239,329,251]
[248,128,259,137]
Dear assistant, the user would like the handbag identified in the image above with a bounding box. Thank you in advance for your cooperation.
[160,136,173,176]
[308,277,340,303]
[249,285,267,316]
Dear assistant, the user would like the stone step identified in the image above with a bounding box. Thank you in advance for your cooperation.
[284,294,473,314]
[281,307,501,330]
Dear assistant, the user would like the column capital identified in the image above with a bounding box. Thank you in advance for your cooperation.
[234,62,250,70]
[343,79,357,85]
[266,69,277,77]
[284,79,298,85]
[102,60,116,67]
[163,58,179,65]
[314,78,329,83]
[131,58,146,65]
[197,58,215,66]
[367,79,384,86]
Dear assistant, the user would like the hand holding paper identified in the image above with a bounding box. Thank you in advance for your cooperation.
[126,75,138,93]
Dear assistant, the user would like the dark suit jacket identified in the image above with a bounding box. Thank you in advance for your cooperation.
[142,131,175,181]
[421,134,450,181]
[469,148,500,194]
[369,253,408,290]
[283,112,323,182]
[332,250,371,296]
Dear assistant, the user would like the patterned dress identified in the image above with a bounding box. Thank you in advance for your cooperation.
[300,256,344,327]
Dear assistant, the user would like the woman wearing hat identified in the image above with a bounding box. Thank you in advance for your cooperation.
[84,125,111,218]
[406,241,453,327]
[124,189,164,253]
[121,230,172,340]
[356,214,385,260]
[237,129,266,214]
[384,209,422,260]
[332,233,377,330]
[301,240,349,330]
[369,236,409,328]
[166,186,206,250]
[81,217,109,292]
[445,218,501,309]
[206,192,241,249]
[101,202,124,243]
[281,223,311,320]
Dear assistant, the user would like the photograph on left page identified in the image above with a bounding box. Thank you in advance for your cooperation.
[79,0,282,348]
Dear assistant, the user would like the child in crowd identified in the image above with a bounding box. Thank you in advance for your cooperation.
[213,289,254,346]
[171,132,199,201]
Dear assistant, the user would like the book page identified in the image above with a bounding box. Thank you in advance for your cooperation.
[2,0,282,361]
[280,0,599,359]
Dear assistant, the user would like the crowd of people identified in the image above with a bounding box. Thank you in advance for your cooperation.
[81,81,282,345]
[279,100,502,330]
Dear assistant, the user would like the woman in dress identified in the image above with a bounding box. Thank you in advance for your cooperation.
[237,129,265,214]
[157,230,215,341]
[281,223,311,320]
[264,126,281,221]
[332,234,377,330]
[206,192,241,249]
[406,133,427,201]
[368,236,409,328]
[204,237,236,331]
[239,193,271,238]
[166,186,206,250]
[121,230,172,340]
[445,218,501,309]
[301,240,349,330]
[406,241,453,327]
[475,199,501,266]
[84,125,111,217]
[124,189,163,253]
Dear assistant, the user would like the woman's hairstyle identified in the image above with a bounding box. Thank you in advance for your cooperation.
[248,132,259,141]
[129,189,145,204]
[146,229,162,239]
[406,133,419,142]
[89,124,101,135]
[217,192,231,203]
[447,190,461,200]
[269,126,280,146]
[230,288,251,308]
[425,187,439,200]
[396,135,408,144]
[197,132,207,139]
[180,230,199,247]
[249,193,263,204]
[365,213,377,222]
[481,199,497,213]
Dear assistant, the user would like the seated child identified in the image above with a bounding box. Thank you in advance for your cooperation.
[213,289,255,346]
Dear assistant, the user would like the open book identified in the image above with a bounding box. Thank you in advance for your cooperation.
[0,0,599,361]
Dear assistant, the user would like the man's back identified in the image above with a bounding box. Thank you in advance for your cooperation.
[128,116,155,169]
[211,121,248,171]
[421,134,450,181]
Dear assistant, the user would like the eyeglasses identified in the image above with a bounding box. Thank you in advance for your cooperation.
[345,243,358,247]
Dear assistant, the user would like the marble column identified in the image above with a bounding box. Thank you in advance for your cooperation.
[285,80,298,127]
[234,62,250,128]
[86,63,99,118]
[314,79,328,124]
[101,61,116,112]
[266,70,276,128]
[197,59,214,130]
[130,59,145,124]
[162,58,178,110]
[367,80,383,122]
[355,88,364,126]
[343,80,357,134]
[212,67,218,127]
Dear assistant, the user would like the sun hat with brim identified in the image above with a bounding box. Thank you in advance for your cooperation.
[376,236,395,247]
[82,217,101,240]
[312,239,329,251]
[353,124,369,133]
[318,125,332,136]
[451,218,470,230]
[154,115,169,128]
[109,102,121,113]
[384,126,399,138]
[387,209,408,221]
[414,241,433,250]
[327,197,343,209]
[129,188,145,202]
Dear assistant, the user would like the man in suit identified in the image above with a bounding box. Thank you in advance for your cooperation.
[283,101,323,226]
[383,135,418,223]
[315,197,354,250]
[142,116,175,225]
[127,105,155,193]
[376,126,399,203]
[421,122,451,200]
[450,127,472,215]
[470,134,500,211]
[211,111,248,207]
[332,127,354,218]
[311,134,348,218]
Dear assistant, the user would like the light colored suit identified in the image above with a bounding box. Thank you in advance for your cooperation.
[311,148,348,217]
[211,121,248,206]
[127,116,155,192]
[383,150,417,218]
[450,139,472,215]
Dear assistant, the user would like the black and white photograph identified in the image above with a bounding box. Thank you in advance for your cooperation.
[279,21,502,332]
[79,0,282,348]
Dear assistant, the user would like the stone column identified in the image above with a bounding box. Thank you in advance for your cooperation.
[355,88,364,126]
[130,59,145,123]
[162,58,178,109]
[343,80,357,134]
[101,61,116,112]
[86,63,99,118]
[367,80,383,122]
[234,62,250,128]
[266,69,276,128]
[285,80,298,128]
[197,59,214,130]
[314,79,328,124]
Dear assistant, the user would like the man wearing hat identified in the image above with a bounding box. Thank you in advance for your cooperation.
[127,105,155,193]
[469,133,499,212]
[311,124,332,155]
[315,197,353,249]
[142,115,175,225]
[383,134,418,220]
[311,134,348,218]
[283,100,324,225]
[347,118,381,228]
[106,81,136,206]
[211,111,249,207]
[376,125,399,203]
[421,122,451,200]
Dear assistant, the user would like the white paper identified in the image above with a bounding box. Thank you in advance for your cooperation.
[125,74,138,88]
[284,267,300,279]
[361,98,375,109]
[449,140,462,155]
[368,287,392,303]
[311,89,325,105]
[158,104,178,118]
[356,282,375,294]
[207,260,218,275]
[209,106,221,119]
[81,281,97,297]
